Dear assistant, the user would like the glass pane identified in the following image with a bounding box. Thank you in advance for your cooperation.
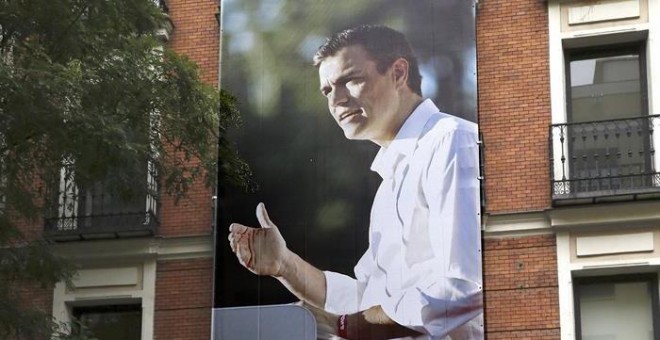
[73,305,142,340]
[579,281,654,340]
[570,54,641,123]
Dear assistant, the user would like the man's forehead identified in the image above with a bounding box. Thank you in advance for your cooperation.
[318,45,373,81]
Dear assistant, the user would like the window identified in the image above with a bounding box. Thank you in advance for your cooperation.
[574,274,660,340]
[48,157,158,239]
[72,304,142,340]
[46,120,159,239]
[552,42,659,198]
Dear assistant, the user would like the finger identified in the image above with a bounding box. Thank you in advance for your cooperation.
[230,223,250,234]
[256,203,276,229]
[228,234,237,253]
[235,239,253,269]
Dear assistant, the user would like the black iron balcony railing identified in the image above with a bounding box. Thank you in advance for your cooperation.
[44,165,159,241]
[550,115,660,203]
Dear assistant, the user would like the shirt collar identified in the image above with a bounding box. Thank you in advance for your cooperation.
[370,99,438,178]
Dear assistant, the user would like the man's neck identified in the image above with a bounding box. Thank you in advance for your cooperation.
[375,95,424,148]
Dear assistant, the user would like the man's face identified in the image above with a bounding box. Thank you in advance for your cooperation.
[318,45,401,144]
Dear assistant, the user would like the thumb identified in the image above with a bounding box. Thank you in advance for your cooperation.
[256,202,277,229]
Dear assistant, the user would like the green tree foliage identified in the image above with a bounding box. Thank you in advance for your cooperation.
[0,0,248,338]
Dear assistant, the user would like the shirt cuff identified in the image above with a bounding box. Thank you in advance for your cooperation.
[323,271,360,315]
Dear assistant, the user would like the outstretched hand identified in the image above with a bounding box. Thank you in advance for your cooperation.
[228,203,290,277]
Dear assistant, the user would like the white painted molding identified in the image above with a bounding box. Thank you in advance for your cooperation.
[549,1,569,183]
[52,235,213,263]
[556,231,576,340]
[483,212,553,237]
[567,0,640,26]
[549,201,660,228]
[73,267,140,288]
[158,235,214,260]
[649,0,660,172]
[562,24,646,39]
[142,258,156,340]
[571,258,658,271]
[576,232,654,256]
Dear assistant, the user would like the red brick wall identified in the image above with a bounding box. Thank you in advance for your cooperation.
[477,0,552,214]
[483,234,560,339]
[15,281,53,311]
[154,258,213,340]
[155,3,217,336]
[167,0,220,85]
[159,0,219,237]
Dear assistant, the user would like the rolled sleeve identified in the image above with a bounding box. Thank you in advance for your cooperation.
[323,271,360,315]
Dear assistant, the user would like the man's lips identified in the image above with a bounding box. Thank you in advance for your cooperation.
[338,109,362,122]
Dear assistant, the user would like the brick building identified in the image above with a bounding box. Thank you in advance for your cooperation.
[20,0,660,339]
[479,0,660,339]
[30,1,220,339]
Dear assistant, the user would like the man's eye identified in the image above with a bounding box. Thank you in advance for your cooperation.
[347,78,362,86]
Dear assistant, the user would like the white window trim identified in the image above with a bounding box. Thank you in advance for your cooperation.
[556,231,575,340]
[549,1,660,339]
[52,258,156,340]
[57,159,78,231]
[650,0,660,173]
[549,1,568,184]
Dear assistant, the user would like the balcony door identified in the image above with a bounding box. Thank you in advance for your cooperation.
[565,43,651,193]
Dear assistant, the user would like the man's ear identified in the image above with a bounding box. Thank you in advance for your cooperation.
[391,58,409,89]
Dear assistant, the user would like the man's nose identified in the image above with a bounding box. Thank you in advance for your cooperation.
[328,86,349,107]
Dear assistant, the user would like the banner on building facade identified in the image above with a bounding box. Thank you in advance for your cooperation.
[215,0,482,338]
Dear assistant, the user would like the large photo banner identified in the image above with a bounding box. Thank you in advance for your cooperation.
[216,0,482,338]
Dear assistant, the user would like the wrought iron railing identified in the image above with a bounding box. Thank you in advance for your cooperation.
[549,115,660,202]
[155,0,169,13]
[44,162,159,241]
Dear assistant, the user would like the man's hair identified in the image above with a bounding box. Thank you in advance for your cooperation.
[313,25,423,96]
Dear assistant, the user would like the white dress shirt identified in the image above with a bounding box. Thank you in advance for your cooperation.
[323,99,483,339]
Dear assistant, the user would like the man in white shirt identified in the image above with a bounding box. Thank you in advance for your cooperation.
[228,25,483,339]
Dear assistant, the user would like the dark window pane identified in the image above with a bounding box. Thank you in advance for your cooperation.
[72,304,142,340]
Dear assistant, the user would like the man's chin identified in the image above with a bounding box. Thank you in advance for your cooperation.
[341,128,366,141]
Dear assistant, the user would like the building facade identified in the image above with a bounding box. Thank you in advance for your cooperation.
[18,0,660,339]
[19,1,221,339]
[479,0,660,339]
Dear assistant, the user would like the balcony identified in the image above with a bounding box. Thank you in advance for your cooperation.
[44,165,159,241]
[550,115,660,204]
